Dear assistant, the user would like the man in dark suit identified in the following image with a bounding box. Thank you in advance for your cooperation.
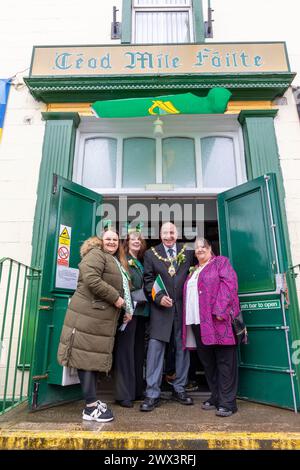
[140,222,194,411]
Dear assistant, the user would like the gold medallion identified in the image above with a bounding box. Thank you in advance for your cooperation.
[151,245,187,278]
[168,265,176,277]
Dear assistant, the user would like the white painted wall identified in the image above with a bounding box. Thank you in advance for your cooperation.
[274,89,300,297]
[204,0,300,85]
[0,0,122,264]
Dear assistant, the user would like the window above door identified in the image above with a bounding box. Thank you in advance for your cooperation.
[133,0,192,44]
[74,122,246,196]
[121,0,205,44]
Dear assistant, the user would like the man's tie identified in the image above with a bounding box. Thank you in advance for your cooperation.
[168,248,177,268]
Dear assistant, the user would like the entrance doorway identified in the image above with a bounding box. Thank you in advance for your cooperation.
[29,174,299,411]
[104,195,218,396]
[102,196,219,253]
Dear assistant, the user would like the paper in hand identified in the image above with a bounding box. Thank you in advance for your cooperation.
[119,323,127,332]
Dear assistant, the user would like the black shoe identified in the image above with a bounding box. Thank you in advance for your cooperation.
[185,380,199,392]
[117,400,133,408]
[216,407,237,417]
[172,390,194,405]
[135,395,144,401]
[201,400,217,410]
[140,397,160,412]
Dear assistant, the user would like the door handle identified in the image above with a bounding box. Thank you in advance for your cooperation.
[39,297,56,311]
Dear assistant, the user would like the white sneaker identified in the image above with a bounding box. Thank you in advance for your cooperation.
[96,400,108,412]
[82,405,114,422]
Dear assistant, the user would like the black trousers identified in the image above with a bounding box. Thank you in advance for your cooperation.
[114,315,147,401]
[191,325,238,411]
[77,369,98,405]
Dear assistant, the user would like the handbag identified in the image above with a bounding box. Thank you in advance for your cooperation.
[231,312,248,345]
[131,288,148,304]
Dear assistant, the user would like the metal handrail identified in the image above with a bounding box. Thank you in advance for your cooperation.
[0,258,42,415]
[0,257,41,270]
[289,264,300,278]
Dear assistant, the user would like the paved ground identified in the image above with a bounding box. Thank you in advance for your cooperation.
[1,389,300,450]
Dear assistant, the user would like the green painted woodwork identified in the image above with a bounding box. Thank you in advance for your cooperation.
[24,71,295,103]
[240,329,289,369]
[238,369,296,409]
[20,114,80,366]
[239,110,280,180]
[240,294,292,371]
[121,0,205,44]
[32,113,80,268]
[238,110,286,233]
[218,174,299,410]
[30,176,102,410]
[222,185,276,293]
[241,302,284,327]
[121,0,132,44]
[30,381,82,411]
[238,110,287,234]
[238,110,300,396]
[192,0,205,42]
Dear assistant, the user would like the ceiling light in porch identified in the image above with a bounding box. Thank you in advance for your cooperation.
[153,116,164,137]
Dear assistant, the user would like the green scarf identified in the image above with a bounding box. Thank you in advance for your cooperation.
[113,257,133,315]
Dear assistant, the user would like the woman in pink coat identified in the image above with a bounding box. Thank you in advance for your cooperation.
[183,238,240,417]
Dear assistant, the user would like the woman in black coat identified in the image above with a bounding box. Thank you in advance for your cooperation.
[114,230,149,407]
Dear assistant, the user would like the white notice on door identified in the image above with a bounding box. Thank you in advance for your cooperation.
[62,367,80,386]
[55,265,79,290]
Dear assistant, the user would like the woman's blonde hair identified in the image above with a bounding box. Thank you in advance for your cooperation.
[80,236,102,258]
[123,231,147,260]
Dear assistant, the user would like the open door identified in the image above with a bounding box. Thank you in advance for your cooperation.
[29,175,102,410]
[218,173,299,411]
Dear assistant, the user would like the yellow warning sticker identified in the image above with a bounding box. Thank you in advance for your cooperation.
[60,227,70,239]
[59,226,71,246]
[59,237,70,246]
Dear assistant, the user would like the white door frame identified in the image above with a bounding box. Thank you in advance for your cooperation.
[73,114,246,197]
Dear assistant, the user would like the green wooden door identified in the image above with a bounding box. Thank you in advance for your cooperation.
[218,173,299,411]
[29,175,102,410]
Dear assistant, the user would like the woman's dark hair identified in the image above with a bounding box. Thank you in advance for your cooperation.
[195,237,215,256]
[123,231,147,260]
[195,237,212,249]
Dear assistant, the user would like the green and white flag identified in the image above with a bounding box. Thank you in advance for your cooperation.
[151,275,169,300]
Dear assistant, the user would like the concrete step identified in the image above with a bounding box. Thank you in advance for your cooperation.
[1,394,300,450]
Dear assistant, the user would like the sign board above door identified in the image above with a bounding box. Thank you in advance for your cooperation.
[30,42,290,77]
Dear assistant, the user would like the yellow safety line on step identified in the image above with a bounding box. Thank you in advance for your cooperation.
[1,431,300,450]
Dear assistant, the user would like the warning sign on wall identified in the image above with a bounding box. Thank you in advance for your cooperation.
[57,224,72,267]
[59,226,70,244]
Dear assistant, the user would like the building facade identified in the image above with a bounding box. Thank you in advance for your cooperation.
[1,0,300,412]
